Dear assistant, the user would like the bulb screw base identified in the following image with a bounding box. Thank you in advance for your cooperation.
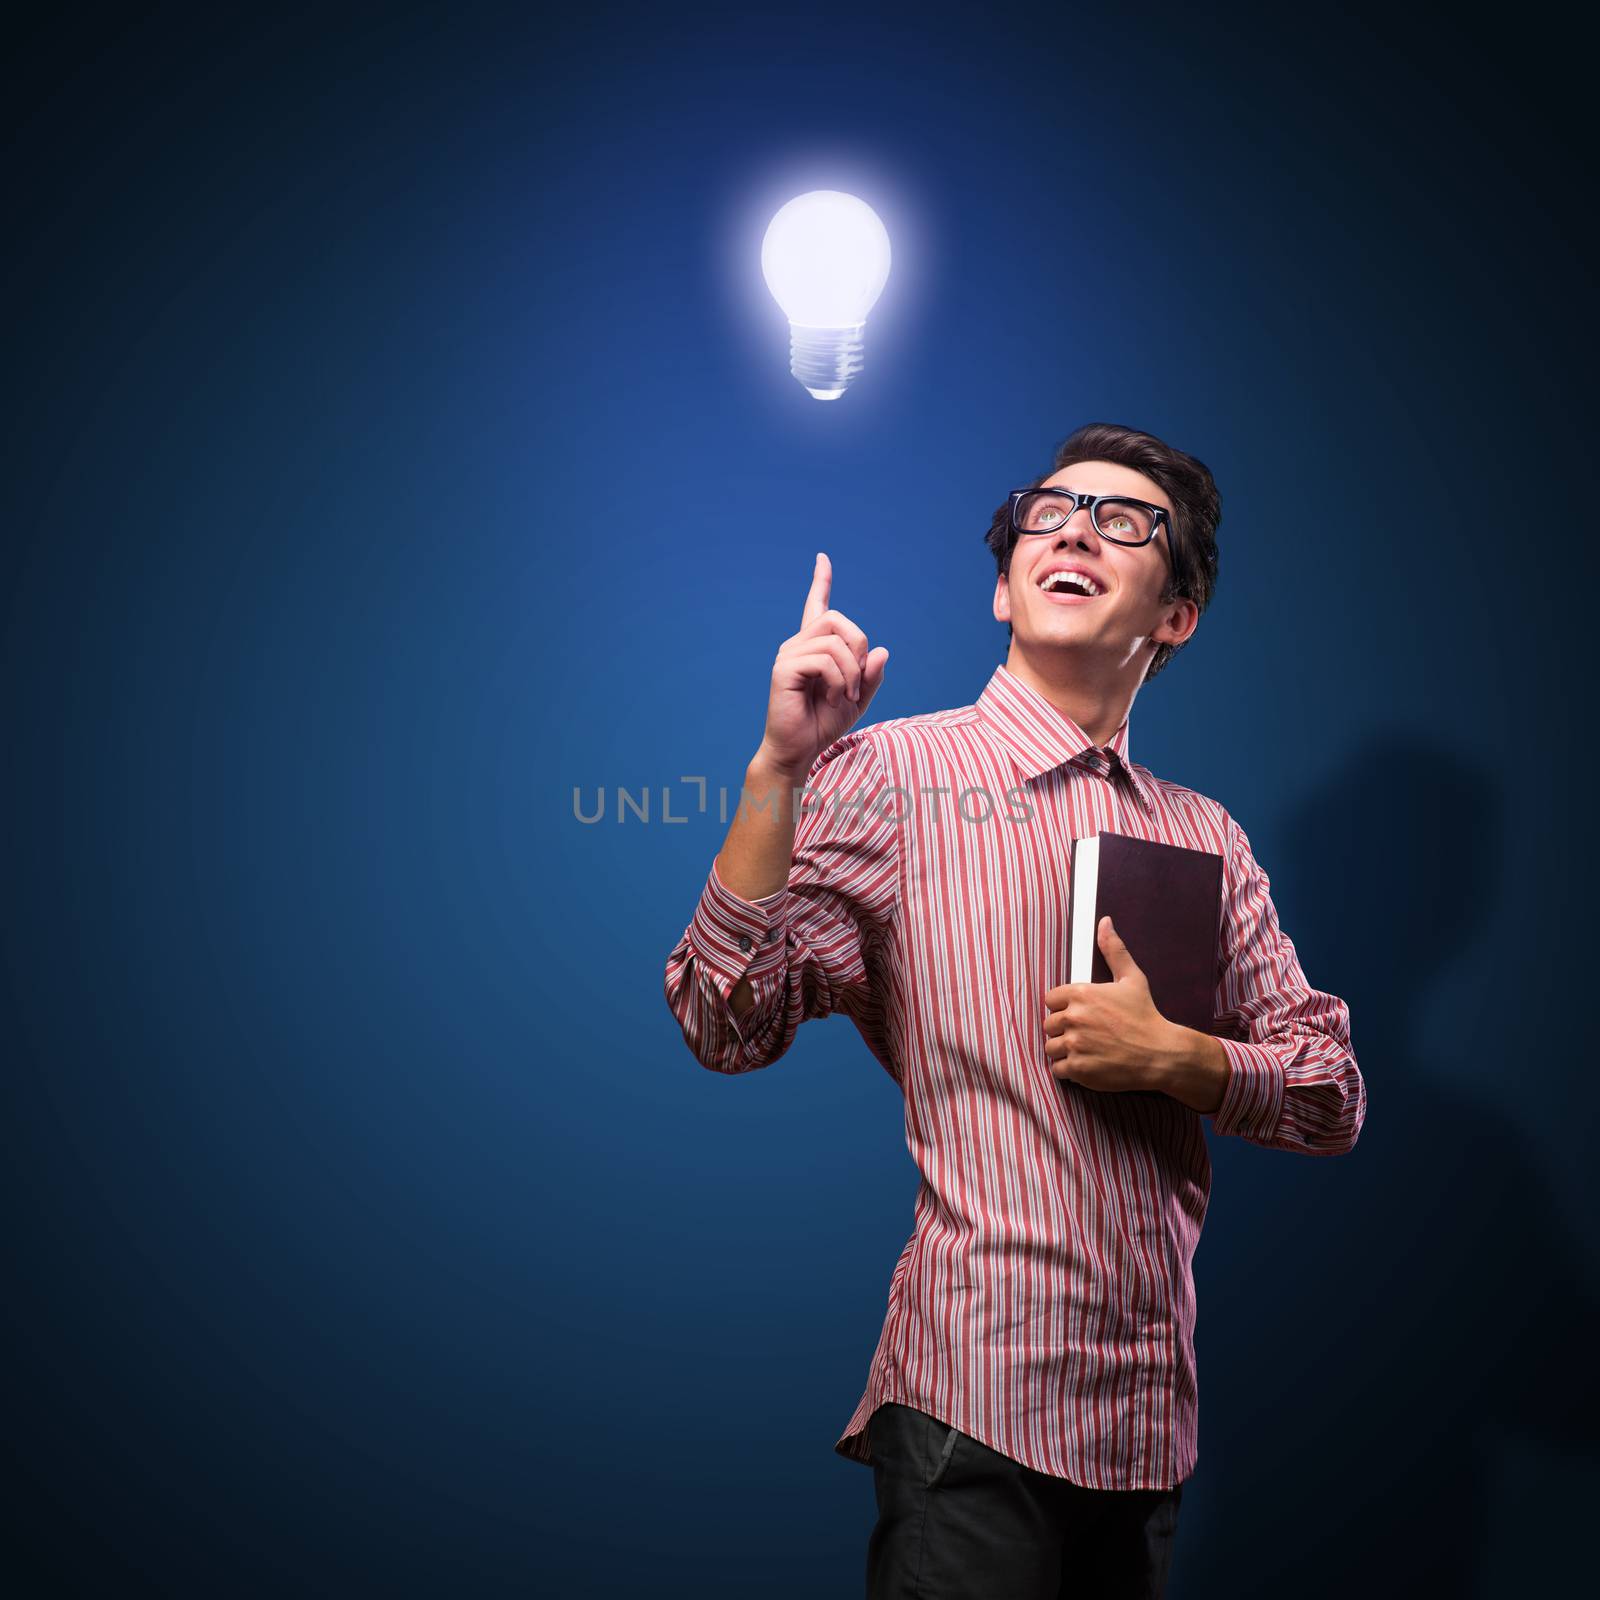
[788,323,866,401]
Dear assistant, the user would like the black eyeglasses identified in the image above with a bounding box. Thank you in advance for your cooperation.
[1008,486,1172,558]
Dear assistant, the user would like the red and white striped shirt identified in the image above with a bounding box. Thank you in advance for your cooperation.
[663,661,1365,1490]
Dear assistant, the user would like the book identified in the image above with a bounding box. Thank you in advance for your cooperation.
[1067,830,1227,1035]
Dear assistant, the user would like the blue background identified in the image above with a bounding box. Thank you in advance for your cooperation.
[6,3,1596,1594]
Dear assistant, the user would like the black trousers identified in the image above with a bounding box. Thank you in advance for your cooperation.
[865,1402,1184,1599]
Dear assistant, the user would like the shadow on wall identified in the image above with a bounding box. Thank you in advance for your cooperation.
[1178,730,1600,1597]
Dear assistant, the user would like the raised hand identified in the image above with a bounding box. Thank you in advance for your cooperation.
[755,552,889,782]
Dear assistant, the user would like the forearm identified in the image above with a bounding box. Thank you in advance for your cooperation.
[715,749,808,1017]
[1154,1025,1231,1114]
[716,749,808,899]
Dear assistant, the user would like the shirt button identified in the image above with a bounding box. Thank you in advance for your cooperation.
[738,933,753,953]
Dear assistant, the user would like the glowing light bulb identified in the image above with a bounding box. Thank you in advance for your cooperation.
[761,190,892,401]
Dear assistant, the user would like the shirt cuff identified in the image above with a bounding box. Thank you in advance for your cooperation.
[687,856,790,1003]
[1211,1037,1286,1141]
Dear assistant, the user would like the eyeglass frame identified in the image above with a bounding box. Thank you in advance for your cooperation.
[1007,486,1174,565]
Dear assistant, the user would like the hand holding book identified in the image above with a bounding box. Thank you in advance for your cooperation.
[1044,831,1236,1112]
[1043,916,1231,1110]
[1042,914,1192,1091]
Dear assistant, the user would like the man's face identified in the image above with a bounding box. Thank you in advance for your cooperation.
[993,459,1197,661]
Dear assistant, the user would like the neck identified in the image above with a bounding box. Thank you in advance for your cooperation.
[1003,640,1145,749]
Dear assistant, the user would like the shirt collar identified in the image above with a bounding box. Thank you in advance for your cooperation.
[974,662,1157,815]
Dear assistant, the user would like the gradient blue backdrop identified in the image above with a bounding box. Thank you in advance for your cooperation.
[6,4,1596,1595]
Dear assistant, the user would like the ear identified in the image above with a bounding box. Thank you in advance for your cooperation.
[994,571,1011,625]
[1152,596,1200,648]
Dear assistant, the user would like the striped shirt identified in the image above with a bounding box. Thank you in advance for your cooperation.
[662,661,1365,1490]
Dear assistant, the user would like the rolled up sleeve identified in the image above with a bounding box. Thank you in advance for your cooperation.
[1208,813,1367,1154]
[663,730,901,1075]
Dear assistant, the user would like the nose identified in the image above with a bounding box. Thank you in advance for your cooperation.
[1054,507,1101,547]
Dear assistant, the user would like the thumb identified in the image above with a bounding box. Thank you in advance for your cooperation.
[855,645,890,714]
[1098,915,1142,982]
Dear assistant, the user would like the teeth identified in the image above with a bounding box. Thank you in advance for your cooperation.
[1039,570,1101,597]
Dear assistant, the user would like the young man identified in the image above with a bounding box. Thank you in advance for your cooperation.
[663,422,1366,1599]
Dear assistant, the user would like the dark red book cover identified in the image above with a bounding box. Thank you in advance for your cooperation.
[1067,830,1227,1035]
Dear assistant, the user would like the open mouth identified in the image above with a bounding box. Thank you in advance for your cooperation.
[1036,570,1104,603]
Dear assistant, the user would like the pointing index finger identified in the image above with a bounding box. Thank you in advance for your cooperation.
[802,551,831,628]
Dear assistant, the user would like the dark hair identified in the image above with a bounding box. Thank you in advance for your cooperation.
[983,421,1222,685]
